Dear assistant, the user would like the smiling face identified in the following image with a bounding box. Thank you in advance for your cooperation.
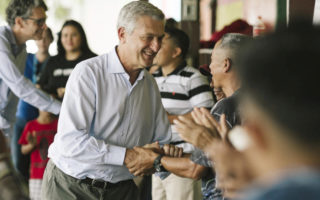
[119,15,165,69]
[22,7,47,40]
[61,25,82,53]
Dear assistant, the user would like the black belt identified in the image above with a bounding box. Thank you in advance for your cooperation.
[81,178,131,189]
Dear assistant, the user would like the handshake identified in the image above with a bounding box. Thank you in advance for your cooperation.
[124,142,183,176]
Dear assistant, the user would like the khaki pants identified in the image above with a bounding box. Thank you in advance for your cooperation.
[152,174,202,200]
[41,160,138,200]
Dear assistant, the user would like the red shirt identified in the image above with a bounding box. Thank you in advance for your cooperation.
[18,119,58,179]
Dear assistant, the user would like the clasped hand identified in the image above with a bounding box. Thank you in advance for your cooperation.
[124,142,182,176]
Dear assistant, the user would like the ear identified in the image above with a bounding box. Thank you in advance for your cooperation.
[117,27,126,44]
[223,58,231,73]
[172,47,182,59]
[15,17,24,29]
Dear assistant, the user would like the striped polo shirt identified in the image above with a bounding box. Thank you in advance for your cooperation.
[153,62,214,151]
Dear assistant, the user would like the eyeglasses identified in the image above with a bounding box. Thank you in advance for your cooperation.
[24,17,46,27]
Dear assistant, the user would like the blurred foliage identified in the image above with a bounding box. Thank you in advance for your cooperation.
[0,0,10,21]
[49,0,84,21]
[54,5,71,21]
[0,0,85,23]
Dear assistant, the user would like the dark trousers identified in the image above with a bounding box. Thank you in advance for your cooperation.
[41,160,138,200]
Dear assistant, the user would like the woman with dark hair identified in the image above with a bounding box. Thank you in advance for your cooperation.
[38,20,96,100]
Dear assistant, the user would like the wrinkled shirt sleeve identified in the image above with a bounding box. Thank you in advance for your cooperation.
[52,63,126,166]
[0,51,61,115]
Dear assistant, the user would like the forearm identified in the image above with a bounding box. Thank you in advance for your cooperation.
[161,155,207,179]
[21,144,35,155]
[168,112,192,124]
[125,147,159,176]
[0,53,60,114]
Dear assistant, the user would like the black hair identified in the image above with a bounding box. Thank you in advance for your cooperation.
[45,27,53,41]
[57,20,94,56]
[165,18,178,29]
[164,27,189,59]
[236,22,320,147]
[6,0,47,26]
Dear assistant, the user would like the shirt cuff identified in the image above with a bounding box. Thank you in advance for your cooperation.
[48,98,61,115]
[103,145,126,166]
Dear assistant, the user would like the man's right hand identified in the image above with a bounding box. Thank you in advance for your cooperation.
[124,148,159,176]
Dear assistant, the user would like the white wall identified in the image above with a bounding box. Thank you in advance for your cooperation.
[149,0,181,21]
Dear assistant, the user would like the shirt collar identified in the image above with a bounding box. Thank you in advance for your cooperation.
[108,46,145,80]
[155,60,187,76]
[108,46,126,74]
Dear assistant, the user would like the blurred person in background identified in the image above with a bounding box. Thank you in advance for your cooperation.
[12,28,54,183]
[0,0,61,199]
[19,96,58,200]
[176,23,320,200]
[0,0,60,141]
[38,20,96,100]
[151,27,213,200]
[235,22,320,200]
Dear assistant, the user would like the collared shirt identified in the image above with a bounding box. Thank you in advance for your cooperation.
[0,26,61,130]
[48,47,172,183]
[153,62,214,152]
[153,62,213,115]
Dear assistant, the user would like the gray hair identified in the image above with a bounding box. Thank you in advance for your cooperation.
[117,1,165,35]
[218,33,252,59]
[6,0,47,26]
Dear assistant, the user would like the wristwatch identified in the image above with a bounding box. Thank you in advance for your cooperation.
[153,154,165,172]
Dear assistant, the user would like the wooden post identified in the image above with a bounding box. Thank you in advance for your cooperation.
[181,0,200,68]
[288,0,315,25]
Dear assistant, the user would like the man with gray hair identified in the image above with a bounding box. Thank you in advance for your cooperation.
[175,33,252,199]
[0,0,61,199]
[0,0,61,135]
[42,1,172,199]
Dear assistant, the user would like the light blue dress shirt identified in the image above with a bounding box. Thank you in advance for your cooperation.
[48,47,172,183]
[0,26,61,131]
